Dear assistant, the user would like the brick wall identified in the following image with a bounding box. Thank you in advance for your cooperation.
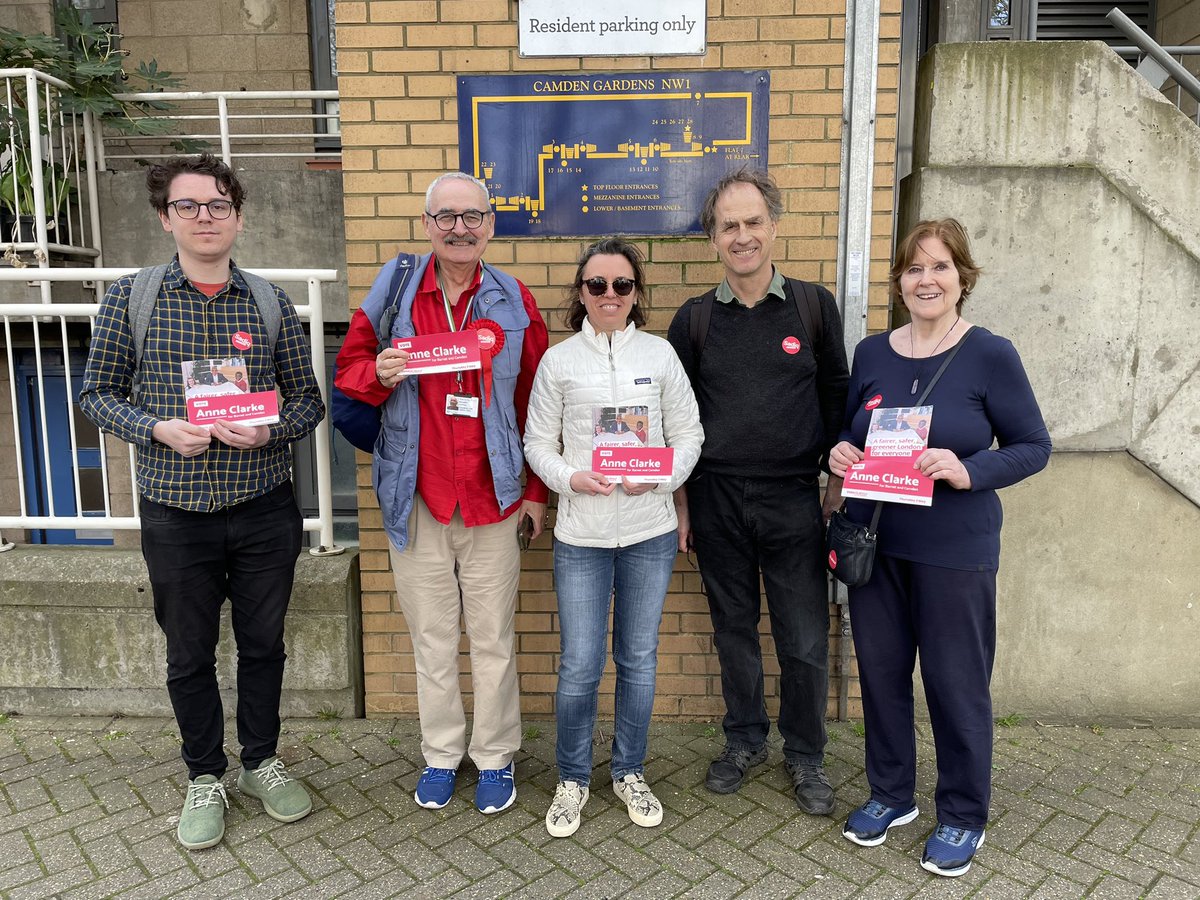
[339,0,901,719]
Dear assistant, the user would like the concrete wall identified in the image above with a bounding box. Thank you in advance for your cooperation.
[902,41,1200,720]
[96,169,349,323]
[0,547,364,717]
[0,0,51,37]
[117,0,316,93]
[994,453,1199,722]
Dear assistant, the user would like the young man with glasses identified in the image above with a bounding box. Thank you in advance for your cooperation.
[81,153,324,851]
[667,169,850,815]
[334,171,548,815]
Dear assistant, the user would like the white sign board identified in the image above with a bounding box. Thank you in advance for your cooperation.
[519,0,706,58]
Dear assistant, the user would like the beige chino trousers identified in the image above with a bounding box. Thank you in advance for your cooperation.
[388,495,522,771]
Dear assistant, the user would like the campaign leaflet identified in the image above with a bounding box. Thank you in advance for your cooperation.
[593,446,675,484]
[391,330,481,374]
[841,405,934,506]
[181,357,280,428]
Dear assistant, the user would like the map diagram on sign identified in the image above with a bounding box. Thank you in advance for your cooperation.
[456,71,770,237]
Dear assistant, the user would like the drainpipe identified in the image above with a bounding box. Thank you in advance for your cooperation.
[834,0,881,720]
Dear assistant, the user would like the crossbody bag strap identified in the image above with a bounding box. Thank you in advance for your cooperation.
[914,325,976,405]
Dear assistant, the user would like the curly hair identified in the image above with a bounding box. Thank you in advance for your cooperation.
[146,153,245,214]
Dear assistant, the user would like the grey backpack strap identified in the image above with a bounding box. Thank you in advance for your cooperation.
[127,264,169,403]
[128,264,171,367]
[239,270,283,349]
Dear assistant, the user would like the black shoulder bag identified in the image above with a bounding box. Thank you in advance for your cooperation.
[826,326,976,588]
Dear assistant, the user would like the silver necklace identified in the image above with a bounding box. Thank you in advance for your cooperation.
[909,316,960,395]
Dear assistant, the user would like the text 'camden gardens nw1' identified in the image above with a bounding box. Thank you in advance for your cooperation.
[527,15,699,38]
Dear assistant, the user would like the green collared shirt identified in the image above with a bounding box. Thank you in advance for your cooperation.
[715,268,787,307]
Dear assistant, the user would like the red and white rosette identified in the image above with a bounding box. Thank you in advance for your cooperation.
[466,318,505,406]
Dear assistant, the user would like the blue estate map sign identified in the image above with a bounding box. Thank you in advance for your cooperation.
[456,71,770,237]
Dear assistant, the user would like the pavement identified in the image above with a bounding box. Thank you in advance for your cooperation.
[0,715,1197,899]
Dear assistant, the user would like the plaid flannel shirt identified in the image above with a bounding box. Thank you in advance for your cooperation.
[80,257,325,511]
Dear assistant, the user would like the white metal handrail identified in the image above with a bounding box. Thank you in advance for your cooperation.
[1,69,103,302]
[103,89,341,167]
[0,266,343,556]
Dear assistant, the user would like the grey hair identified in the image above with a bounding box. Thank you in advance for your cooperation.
[424,171,492,211]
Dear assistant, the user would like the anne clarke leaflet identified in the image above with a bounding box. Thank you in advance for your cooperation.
[841,406,934,506]
[181,357,280,428]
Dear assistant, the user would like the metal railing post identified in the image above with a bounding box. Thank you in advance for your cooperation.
[82,110,104,296]
[218,95,232,164]
[23,72,52,303]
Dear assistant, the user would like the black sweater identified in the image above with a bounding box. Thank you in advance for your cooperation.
[667,280,849,479]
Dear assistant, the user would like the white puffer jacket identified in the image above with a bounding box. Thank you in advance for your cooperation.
[525,319,704,548]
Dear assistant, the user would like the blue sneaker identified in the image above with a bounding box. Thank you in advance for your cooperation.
[475,761,516,814]
[414,767,456,809]
[921,823,985,877]
[842,799,920,847]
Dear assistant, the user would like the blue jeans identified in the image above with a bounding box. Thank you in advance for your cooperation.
[553,530,677,785]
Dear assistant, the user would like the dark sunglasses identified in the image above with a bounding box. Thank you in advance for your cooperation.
[583,277,636,297]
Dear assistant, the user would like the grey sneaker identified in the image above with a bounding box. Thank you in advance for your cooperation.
[785,760,835,815]
[237,757,313,823]
[545,780,589,838]
[613,773,663,827]
[178,775,228,850]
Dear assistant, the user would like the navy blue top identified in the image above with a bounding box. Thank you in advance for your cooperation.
[839,327,1051,571]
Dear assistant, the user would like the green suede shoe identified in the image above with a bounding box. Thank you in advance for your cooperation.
[237,757,313,823]
[178,775,228,850]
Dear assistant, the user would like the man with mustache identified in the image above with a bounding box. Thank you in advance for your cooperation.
[335,172,548,815]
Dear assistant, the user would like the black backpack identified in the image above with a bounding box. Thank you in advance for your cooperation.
[688,277,823,359]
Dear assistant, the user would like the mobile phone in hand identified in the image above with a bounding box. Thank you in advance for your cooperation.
[517,516,534,552]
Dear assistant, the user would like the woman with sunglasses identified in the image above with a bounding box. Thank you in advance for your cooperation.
[524,237,704,838]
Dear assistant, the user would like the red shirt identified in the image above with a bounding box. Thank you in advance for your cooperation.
[336,261,548,527]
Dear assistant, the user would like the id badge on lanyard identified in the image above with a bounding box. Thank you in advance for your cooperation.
[439,267,480,418]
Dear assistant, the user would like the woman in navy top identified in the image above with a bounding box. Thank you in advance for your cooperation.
[829,219,1051,878]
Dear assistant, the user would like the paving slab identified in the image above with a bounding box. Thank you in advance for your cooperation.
[0,715,1195,898]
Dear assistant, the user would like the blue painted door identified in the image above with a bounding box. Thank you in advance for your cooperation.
[15,351,112,545]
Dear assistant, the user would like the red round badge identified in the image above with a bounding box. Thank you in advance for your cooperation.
[232,331,253,351]
[476,328,497,352]
[828,549,838,569]
[782,336,801,355]
[865,394,883,410]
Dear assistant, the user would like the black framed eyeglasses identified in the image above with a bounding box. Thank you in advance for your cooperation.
[427,209,489,231]
[583,277,636,297]
[167,199,235,220]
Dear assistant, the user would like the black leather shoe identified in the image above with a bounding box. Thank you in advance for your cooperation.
[785,760,835,815]
[705,745,768,794]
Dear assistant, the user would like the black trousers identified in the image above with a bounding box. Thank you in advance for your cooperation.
[688,473,830,764]
[140,481,302,779]
[849,553,997,829]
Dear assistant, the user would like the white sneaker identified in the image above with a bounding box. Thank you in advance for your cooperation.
[545,780,589,838]
[613,773,663,827]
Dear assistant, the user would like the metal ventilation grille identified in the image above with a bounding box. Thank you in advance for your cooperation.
[1035,1,1155,44]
